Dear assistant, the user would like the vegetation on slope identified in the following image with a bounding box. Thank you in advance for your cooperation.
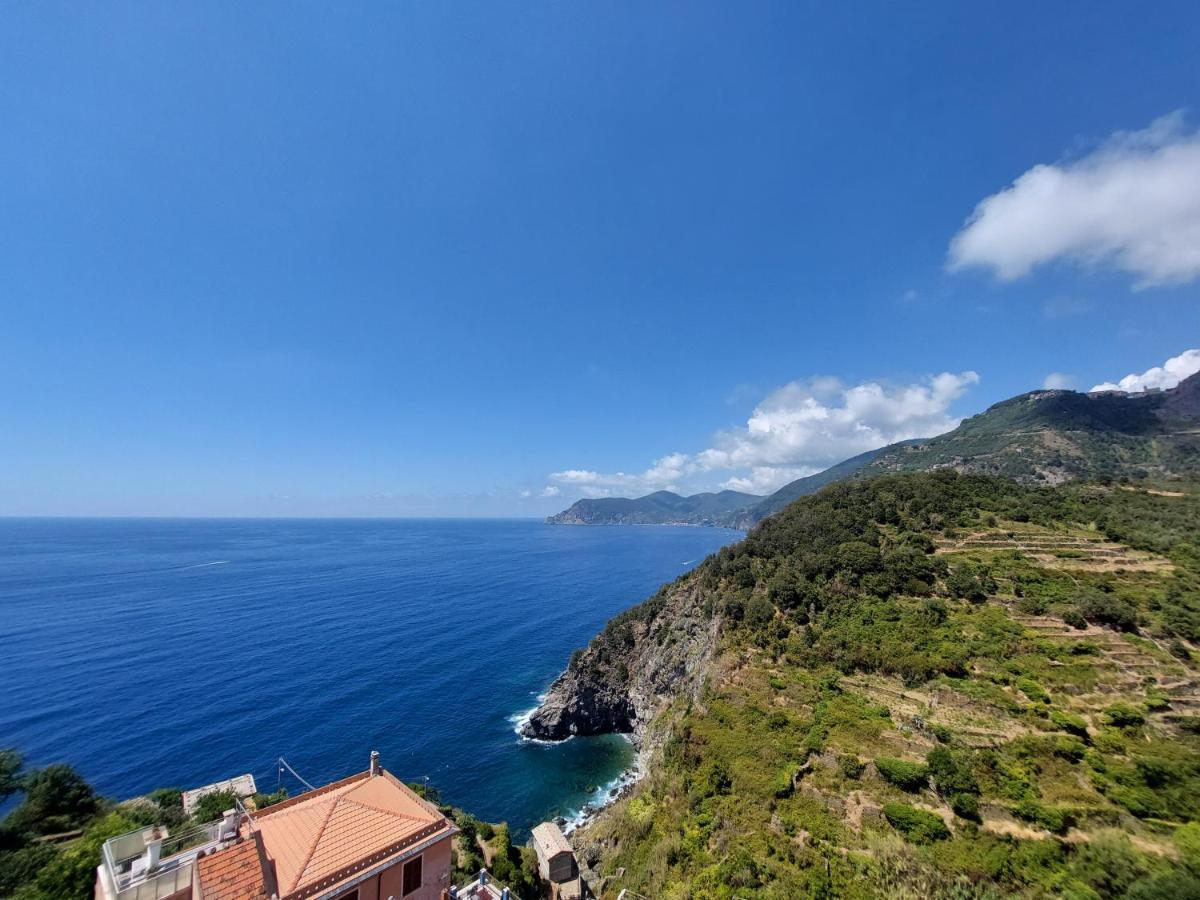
[860,376,1200,486]
[569,472,1200,898]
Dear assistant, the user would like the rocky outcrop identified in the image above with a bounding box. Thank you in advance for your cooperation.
[520,577,721,753]
[520,671,637,740]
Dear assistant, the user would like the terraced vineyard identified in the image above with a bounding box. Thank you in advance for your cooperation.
[936,526,1174,573]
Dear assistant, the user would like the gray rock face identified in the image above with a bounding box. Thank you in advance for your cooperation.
[522,673,636,740]
[519,579,721,751]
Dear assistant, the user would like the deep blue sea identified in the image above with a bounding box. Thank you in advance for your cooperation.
[0,518,739,835]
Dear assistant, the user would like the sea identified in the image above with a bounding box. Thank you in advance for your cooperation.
[0,518,740,836]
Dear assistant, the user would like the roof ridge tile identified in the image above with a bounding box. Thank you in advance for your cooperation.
[289,792,344,893]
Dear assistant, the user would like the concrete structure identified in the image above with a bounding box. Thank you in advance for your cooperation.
[182,775,258,816]
[449,870,513,900]
[96,752,457,900]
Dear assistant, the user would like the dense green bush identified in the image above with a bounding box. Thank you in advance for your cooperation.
[875,757,929,791]
[190,789,239,824]
[1014,799,1071,834]
[1050,710,1089,739]
[1017,678,1051,704]
[949,792,980,821]
[883,803,951,843]
[1076,590,1139,632]
[1103,703,1146,728]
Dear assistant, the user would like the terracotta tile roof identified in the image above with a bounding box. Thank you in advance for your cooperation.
[244,769,454,899]
[197,833,275,900]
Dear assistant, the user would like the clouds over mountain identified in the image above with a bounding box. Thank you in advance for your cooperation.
[547,371,979,498]
[949,112,1200,287]
[1091,349,1200,393]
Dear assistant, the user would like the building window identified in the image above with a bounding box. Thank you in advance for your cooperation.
[336,891,358,900]
[402,855,423,896]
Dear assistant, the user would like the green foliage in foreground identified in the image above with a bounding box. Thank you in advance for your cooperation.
[578,473,1200,898]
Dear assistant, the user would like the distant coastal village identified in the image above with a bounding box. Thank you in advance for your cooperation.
[0,748,592,900]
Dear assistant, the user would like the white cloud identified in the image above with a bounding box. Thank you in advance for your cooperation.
[547,371,979,498]
[1042,372,1075,390]
[539,485,561,498]
[721,466,819,494]
[1090,348,1200,393]
[948,112,1200,287]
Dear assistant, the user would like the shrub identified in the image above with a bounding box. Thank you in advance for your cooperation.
[1076,591,1138,632]
[926,747,979,798]
[837,755,866,780]
[1017,678,1051,704]
[883,803,951,843]
[946,568,987,603]
[875,757,929,791]
[191,789,240,824]
[949,792,980,821]
[1103,703,1146,728]
[1050,710,1089,739]
[1014,799,1071,834]
[250,789,288,809]
[1145,692,1171,712]
[1063,610,1088,630]
[772,768,795,799]
[1073,831,1149,897]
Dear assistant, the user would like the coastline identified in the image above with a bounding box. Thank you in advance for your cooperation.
[512,699,643,835]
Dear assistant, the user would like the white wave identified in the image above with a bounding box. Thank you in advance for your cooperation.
[178,560,231,570]
[510,694,568,744]
[561,756,640,836]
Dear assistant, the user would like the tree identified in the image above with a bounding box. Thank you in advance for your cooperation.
[31,812,136,900]
[0,749,22,801]
[6,765,98,835]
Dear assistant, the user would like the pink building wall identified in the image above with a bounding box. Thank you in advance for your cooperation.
[334,834,453,900]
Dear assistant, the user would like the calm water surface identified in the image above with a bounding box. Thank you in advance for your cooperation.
[0,518,739,834]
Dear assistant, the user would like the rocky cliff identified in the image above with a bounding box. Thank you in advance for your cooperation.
[520,575,721,757]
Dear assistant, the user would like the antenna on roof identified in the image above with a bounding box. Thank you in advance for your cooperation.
[276,756,317,793]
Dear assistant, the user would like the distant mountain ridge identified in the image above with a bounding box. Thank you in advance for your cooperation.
[859,372,1200,485]
[546,489,759,525]
[547,373,1200,528]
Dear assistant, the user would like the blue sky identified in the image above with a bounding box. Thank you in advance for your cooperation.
[1,2,1198,516]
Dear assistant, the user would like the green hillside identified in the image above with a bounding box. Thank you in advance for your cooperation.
[860,376,1200,486]
[546,473,1200,898]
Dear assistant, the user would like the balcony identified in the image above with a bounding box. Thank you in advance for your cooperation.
[96,815,239,900]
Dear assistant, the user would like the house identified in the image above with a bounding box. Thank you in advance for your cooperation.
[96,751,458,900]
[530,822,584,899]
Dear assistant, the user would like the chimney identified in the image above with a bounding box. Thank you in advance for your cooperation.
[145,829,164,870]
[369,750,381,777]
